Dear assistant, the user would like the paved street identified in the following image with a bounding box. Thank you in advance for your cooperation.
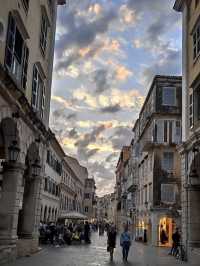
[4,232,199,266]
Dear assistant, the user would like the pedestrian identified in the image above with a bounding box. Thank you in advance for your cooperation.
[107,225,117,261]
[120,225,132,261]
[84,221,91,244]
[169,228,180,256]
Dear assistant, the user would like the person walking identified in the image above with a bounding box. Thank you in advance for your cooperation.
[107,225,117,261]
[169,228,181,256]
[120,225,132,261]
[84,221,91,244]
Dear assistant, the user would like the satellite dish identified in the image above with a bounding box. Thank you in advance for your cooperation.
[0,20,5,41]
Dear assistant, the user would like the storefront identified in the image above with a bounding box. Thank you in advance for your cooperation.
[158,217,175,247]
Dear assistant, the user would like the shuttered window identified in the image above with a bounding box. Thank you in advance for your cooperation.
[161,184,177,203]
[162,152,174,172]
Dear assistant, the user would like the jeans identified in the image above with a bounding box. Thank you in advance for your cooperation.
[122,242,130,260]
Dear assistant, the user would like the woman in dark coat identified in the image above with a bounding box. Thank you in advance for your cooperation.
[107,226,117,261]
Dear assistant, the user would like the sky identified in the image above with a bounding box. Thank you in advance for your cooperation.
[50,0,182,196]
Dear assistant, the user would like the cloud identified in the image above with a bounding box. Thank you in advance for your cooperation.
[56,8,118,56]
[100,104,121,113]
[110,126,133,150]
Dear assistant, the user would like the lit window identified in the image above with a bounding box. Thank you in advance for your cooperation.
[40,11,49,55]
[162,87,176,106]
[162,152,174,172]
[5,14,29,90]
[193,23,200,60]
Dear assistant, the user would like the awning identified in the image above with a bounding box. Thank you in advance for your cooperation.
[59,211,87,220]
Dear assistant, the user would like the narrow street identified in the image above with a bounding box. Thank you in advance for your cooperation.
[5,233,198,266]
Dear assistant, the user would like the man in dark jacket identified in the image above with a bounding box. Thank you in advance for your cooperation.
[84,221,91,243]
[107,225,117,261]
[169,228,180,255]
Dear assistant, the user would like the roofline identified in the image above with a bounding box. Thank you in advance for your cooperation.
[139,75,182,118]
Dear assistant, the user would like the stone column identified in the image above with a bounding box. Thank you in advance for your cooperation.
[188,185,200,247]
[0,162,24,245]
[19,176,42,239]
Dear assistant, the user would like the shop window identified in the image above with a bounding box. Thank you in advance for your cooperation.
[5,14,29,90]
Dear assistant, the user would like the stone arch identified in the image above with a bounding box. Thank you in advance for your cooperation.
[48,206,51,222]
[17,141,41,238]
[52,208,54,222]
[44,205,47,222]
[55,209,57,221]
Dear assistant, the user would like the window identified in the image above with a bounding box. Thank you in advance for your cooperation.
[162,152,174,172]
[193,22,200,60]
[32,65,43,110]
[162,87,176,106]
[164,120,168,142]
[21,0,29,12]
[176,120,181,136]
[161,184,177,203]
[189,93,194,127]
[40,11,48,55]
[5,14,29,90]
[84,193,90,199]
[44,177,48,191]
[197,87,200,120]
[41,85,46,119]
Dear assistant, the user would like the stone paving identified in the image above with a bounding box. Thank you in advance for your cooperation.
[4,233,200,266]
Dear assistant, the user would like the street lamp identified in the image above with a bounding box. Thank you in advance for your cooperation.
[8,140,20,163]
[31,159,41,177]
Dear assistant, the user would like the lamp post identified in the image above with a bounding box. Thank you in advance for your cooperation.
[8,140,20,163]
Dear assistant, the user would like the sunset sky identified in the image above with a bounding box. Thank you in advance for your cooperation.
[50,0,182,196]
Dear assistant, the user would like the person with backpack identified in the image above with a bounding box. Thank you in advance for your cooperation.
[120,225,132,261]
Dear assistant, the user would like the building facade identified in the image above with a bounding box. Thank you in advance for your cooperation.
[115,146,131,231]
[60,157,85,218]
[0,0,65,263]
[174,0,200,260]
[133,75,182,247]
[83,178,96,220]
[40,130,64,223]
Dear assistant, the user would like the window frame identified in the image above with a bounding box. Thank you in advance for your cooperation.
[162,152,174,172]
[162,87,176,106]
[192,21,200,61]
[5,14,29,90]
[189,92,194,128]
[40,9,49,56]
[21,0,29,13]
